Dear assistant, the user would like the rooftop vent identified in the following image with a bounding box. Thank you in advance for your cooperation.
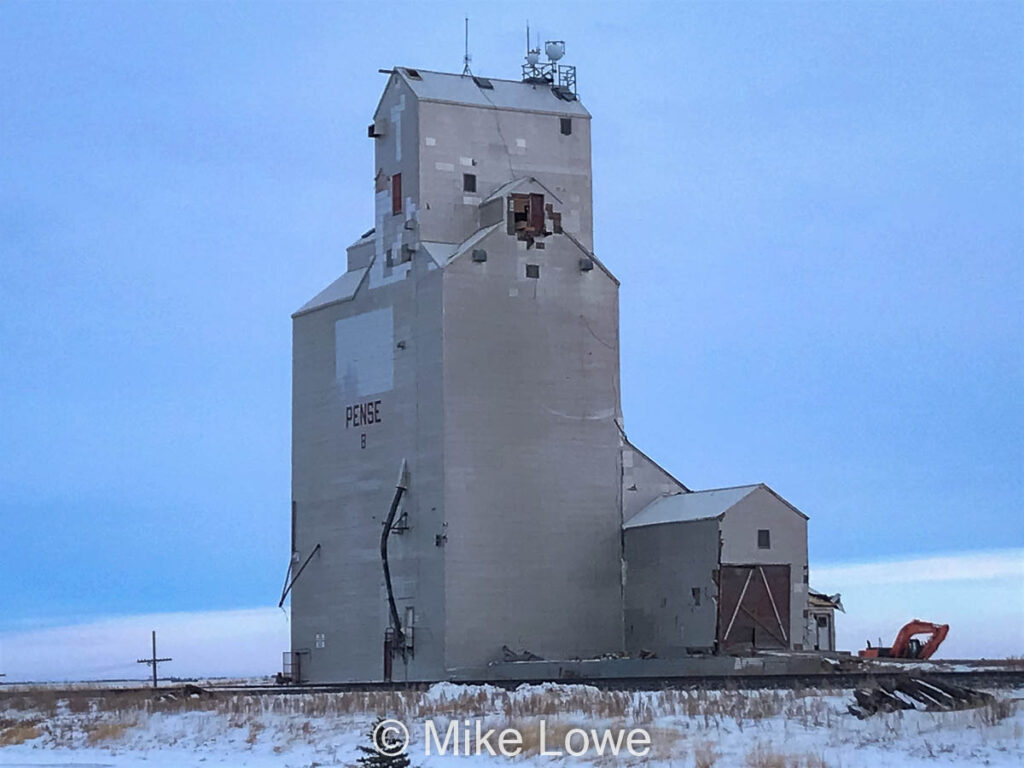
[472,76,494,90]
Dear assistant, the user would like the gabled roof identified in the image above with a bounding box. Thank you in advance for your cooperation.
[624,485,763,529]
[445,223,503,264]
[482,176,563,205]
[624,483,808,529]
[389,67,590,118]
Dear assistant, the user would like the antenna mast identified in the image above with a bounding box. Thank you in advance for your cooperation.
[462,17,472,76]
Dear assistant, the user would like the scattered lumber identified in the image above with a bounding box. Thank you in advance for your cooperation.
[848,675,994,719]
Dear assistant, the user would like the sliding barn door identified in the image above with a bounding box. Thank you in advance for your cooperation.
[717,564,791,651]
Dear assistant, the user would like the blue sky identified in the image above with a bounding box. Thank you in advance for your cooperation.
[1,1,1021,638]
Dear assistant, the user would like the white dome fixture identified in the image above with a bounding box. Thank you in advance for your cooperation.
[521,30,577,100]
[544,40,565,62]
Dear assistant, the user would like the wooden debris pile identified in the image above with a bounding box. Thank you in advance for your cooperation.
[848,675,994,719]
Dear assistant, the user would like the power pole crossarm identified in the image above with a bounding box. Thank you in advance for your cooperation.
[136,630,172,688]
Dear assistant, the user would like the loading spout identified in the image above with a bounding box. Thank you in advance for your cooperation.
[381,459,409,649]
[278,543,321,608]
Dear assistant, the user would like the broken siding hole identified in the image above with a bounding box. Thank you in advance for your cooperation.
[404,68,422,80]
[560,117,572,135]
[391,173,402,215]
[526,264,540,279]
[463,173,476,193]
[471,248,487,262]
[507,193,553,247]
[758,529,771,549]
[579,257,594,271]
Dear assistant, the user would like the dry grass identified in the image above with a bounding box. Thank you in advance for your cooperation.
[1,683,827,724]
[974,698,1017,726]
[0,724,42,746]
[745,742,830,768]
[693,739,720,768]
[85,721,135,745]
[246,721,265,745]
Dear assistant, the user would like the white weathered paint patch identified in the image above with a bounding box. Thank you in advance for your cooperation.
[335,307,394,396]
[424,136,436,146]
[390,94,405,162]
[459,156,473,166]
[515,138,527,148]
[434,161,455,172]
[462,195,481,205]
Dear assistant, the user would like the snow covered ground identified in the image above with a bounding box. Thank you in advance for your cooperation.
[1,682,1021,767]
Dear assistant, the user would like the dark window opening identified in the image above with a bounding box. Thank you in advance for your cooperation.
[463,173,476,193]
[526,264,540,279]
[560,117,572,135]
[691,587,702,606]
[391,173,402,215]
[404,68,422,80]
[757,529,771,549]
[816,616,829,628]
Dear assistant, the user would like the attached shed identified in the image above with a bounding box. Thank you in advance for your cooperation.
[806,589,843,652]
[623,484,809,656]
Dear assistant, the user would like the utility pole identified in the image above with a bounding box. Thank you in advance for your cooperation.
[136,630,172,688]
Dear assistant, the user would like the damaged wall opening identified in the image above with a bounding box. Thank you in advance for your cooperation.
[508,193,560,247]
[463,173,476,193]
[526,264,540,279]
[560,117,572,135]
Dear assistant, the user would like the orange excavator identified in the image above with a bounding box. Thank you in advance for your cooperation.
[859,619,949,660]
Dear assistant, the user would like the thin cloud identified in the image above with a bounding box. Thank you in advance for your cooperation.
[814,548,1024,587]
[0,607,289,683]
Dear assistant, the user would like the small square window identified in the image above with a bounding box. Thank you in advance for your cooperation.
[816,615,829,628]
[314,632,325,649]
[560,118,572,135]
[463,173,476,193]
[757,529,771,549]
[526,264,540,279]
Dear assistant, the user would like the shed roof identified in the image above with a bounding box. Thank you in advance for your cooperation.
[624,485,763,529]
[292,265,369,317]
[390,67,591,118]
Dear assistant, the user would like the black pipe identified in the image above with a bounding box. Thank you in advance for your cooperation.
[380,478,407,647]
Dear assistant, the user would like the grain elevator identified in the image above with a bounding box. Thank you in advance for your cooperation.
[285,49,817,683]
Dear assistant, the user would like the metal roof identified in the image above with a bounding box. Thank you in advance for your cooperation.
[292,265,369,317]
[482,176,563,205]
[392,67,590,118]
[623,485,763,529]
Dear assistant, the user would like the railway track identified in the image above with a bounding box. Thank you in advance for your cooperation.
[5,668,1020,699]
[206,669,1024,695]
